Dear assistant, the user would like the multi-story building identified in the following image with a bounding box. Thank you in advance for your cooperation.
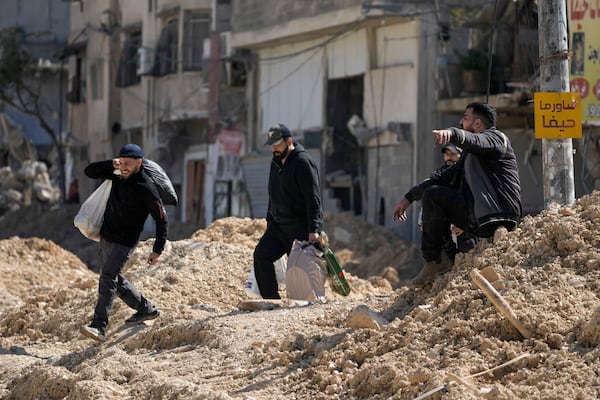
[232,0,444,241]
[67,0,243,226]
[231,0,600,242]
[0,0,71,188]
[64,0,600,242]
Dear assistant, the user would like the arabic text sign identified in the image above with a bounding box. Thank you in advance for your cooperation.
[534,92,582,139]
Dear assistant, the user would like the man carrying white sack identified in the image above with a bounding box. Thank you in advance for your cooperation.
[80,143,167,342]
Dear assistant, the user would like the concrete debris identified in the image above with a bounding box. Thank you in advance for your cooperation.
[0,160,60,214]
[347,304,388,329]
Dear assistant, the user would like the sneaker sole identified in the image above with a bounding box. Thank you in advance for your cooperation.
[125,310,160,324]
[79,326,106,342]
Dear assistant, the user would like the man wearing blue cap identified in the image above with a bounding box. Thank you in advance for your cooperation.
[252,123,324,299]
[80,143,167,342]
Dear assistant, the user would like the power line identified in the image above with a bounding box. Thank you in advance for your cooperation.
[258,15,367,63]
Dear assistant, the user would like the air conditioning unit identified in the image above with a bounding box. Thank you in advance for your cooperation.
[220,31,231,58]
[137,47,154,76]
[202,38,211,60]
[201,38,211,83]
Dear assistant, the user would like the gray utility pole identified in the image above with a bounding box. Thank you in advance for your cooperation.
[538,0,575,206]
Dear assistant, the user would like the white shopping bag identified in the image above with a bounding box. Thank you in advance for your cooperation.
[274,255,287,287]
[244,255,287,298]
[244,267,261,298]
[73,180,112,241]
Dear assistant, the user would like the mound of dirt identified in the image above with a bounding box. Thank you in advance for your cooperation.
[0,203,422,281]
[1,191,599,399]
[0,203,202,271]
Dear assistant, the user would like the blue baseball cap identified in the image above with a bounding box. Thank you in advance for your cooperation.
[118,143,144,159]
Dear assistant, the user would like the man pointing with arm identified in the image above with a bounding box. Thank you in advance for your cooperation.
[394,102,522,287]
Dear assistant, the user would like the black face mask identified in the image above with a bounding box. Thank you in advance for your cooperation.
[273,145,289,161]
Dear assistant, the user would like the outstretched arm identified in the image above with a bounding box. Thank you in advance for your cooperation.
[432,129,453,146]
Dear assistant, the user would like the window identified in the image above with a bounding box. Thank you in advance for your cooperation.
[213,180,232,219]
[183,11,210,71]
[116,31,141,87]
[89,60,103,100]
[153,18,178,76]
[67,56,86,104]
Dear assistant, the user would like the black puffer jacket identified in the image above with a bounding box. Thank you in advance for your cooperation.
[405,127,522,235]
[84,160,168,253]
[266,143,323,235]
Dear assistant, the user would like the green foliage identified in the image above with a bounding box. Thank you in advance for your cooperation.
[0,27,33,92]
[454,48,488,71]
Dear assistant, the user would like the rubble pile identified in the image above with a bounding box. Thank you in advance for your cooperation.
[0,192,598,399]
[0,160,61,214]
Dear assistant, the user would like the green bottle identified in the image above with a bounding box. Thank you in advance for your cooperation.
[318,232,351,296]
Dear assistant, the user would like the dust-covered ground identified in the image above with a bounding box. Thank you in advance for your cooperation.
[0,192,599,399]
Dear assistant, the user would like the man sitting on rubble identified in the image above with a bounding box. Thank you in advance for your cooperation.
[393,102,522,287]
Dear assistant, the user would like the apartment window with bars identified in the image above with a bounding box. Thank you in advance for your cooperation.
[116,31,141,87]
[154,18,179,76]
[183,10,210,71]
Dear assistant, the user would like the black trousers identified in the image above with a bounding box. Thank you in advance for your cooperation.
[91,239,154,330]
[253,223,306,299]
[421,185,475,262]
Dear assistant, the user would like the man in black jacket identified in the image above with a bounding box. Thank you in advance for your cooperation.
[80,143,167,342]
[253,123,324,299]
[417,143,478,261]
[393,102,522,287]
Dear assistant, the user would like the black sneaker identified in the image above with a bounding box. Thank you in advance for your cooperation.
[80,325,106,342]
[125,309,160,324]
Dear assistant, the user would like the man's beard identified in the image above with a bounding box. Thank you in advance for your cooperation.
[273,146,289,160]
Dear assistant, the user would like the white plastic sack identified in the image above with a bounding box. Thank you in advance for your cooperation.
[285,240,327,303]
[244,255,287,298]
[244,267,261,298]
[274,255,287,287]
[73,180,112,241]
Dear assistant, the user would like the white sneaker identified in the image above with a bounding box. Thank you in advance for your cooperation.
[79,325,106,342]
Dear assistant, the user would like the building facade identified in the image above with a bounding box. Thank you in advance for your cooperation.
[63,0,600,241]
[231,0,600,242]
[230,0,452,240]
[67,0,247,226]
[0,0,71,189]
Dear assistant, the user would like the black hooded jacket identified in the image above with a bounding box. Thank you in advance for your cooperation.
[84,160,168,253]
[266,143,323,236]
[405,126,522,235]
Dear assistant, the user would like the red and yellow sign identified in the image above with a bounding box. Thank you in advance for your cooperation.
[534,92,582,138]
[569,0,600,125]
